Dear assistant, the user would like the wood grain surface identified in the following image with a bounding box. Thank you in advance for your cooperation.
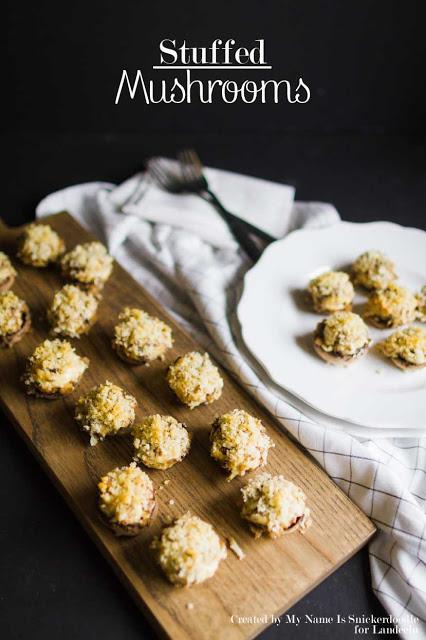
[0,213,376,640]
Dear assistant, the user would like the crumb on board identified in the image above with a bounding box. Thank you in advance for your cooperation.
[159,479,170,491]
[187,602,194,610]
[227,536,245,560]
[169,499,174,505]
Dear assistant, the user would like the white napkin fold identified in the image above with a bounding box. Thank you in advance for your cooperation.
[110,159,297,247]
[36,167,426,638]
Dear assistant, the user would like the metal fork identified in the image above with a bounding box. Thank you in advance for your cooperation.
[147,152,274,261]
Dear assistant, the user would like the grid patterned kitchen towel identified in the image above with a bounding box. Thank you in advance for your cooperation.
[37,173,426,639]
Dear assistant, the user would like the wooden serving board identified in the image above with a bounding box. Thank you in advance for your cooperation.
[0,213,375,640]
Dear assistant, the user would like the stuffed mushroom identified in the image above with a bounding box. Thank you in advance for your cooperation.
[364,284,417,329]
[0,252,17,292]
[60,241,113,292]
[75,380,137,445]
[0,291,31,348]
[166,352,223,409]
[240,472,312,538]
[133,414,191,470]
[307,271,354,314]
[210,409,274,481]
[151,512,226,586]
[98,463,156,536]
[48,284,100,338]
[352,250,397,291]
[17,223,65,267]
[22,338,89,398]
[377,326,426,371]
[313,311,371,365]
[112,308,173,364]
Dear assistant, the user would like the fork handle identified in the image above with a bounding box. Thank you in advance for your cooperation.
[205,190,275,243]
[201,190,273,262]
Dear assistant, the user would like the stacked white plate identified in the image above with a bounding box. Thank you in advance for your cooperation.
[237,222,426,438]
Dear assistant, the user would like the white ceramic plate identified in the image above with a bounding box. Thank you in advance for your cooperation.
[237,222,426,429]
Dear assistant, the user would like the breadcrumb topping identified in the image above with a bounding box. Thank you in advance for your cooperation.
[415,285,426,322]
[0,291,27,336]
[61,242,113,287]
[352,250,397,291]
[227,537,245,560]
[98,462,155,526]
[166,352,224,409]
[151,512,227,586]
[113,308,173,362]
[0,252,17,283]
[364,284,417,328]
[23,338,88,394]
[315,311,370,357]
[48,284,99,338]
[210,409,274,481]
[17,223,65,267]
[133,414,191,469]
[241,473,312,538]
[75,380,137,445]
[377,327,426,366]
[307,271,354,313]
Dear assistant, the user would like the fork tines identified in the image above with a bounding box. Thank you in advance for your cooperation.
[177,149,207,190]
[146,157,183,193]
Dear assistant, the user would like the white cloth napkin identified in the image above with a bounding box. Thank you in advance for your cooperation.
[37,166,426,638]
[110,160,297,248]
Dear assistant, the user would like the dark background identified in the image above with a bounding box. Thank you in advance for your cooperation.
[2,1,426,639]
[4,0,426,135]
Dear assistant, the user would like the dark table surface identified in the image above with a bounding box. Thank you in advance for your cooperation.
[1,132,425,640]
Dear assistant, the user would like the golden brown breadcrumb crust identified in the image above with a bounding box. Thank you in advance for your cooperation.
[352,250,397,291]
[377,327,426,371]
[133,414,192,469]
[60,242,113,291]
[22,338,89,398]
[240,473,312,538]
[313,312,371,365]
[364,284,417,328]
[210,409,274,481]
[98,463,156,536]
[75,380,137,445]
[17,223,65,267]
[47,284,100,338]
[151,512,227,586]
[166,352,224,409]
[0,292,31,348]
[307,271,354,313]
[0,252,17,292]
[112,308,173,364]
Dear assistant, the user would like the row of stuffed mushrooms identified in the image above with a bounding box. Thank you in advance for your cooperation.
[0,222,312,588]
